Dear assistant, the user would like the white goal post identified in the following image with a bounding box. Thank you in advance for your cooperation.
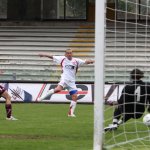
[94,0,106,150]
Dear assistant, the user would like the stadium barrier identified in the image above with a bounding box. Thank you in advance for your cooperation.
[0,81,94,103]
[0,81,135,103]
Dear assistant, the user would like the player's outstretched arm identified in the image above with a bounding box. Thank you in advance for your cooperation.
[105,100,118,106]
[85,59,95,64]
[38,53,53,59]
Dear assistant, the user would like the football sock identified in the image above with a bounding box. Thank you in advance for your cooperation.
[39,89,54,100]
[113,118,118,124]
[69,101,77,115]
[118,119,123,125]
[5,104,12,118]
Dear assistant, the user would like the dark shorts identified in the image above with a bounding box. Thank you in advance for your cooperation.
[0,85,6,96]
[118,105,144,122]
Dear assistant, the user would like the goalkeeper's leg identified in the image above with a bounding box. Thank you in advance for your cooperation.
[104,106,122,131]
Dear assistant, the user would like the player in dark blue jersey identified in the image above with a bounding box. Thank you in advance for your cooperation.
[104,69,150,131]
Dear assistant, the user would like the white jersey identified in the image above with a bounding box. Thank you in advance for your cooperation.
[53,56,85,81]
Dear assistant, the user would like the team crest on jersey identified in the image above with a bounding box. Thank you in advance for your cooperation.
[72,60,77,66]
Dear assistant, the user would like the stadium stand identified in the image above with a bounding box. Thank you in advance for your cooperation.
[0,22,94,81]
[1,22,149,83]
[105,25,150,82]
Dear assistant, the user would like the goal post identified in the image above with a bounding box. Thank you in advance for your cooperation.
[94,0,106,149]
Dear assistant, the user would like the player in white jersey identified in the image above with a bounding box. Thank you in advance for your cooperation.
[38,49,94,117]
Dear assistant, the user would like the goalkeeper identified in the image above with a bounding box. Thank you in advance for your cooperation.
[104,69,150,131]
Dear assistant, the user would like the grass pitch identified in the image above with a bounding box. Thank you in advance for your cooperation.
[104,105,150,150]
[1,103,149,150]
[0,103,93,150]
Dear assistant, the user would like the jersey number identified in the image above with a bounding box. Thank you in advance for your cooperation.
[134,86,141,102]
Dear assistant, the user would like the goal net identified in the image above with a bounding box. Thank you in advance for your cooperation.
[104,0,150,149]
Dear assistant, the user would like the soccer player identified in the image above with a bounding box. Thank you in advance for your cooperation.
[38,48,94,117]
[0,84,18,120]
[104,69,150,131]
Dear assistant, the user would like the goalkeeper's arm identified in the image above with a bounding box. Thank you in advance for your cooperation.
[146,99,150,112]
[147,104,150,113]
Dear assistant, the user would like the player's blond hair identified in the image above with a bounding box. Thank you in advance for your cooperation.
[65,48,73,53]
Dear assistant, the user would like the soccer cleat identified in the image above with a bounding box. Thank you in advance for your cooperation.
[38,96,48,101]
[37,97,43,101]
[38,89,54,101]
[6,116,18,121]
[104,124,118,132]
[68,113,76,117]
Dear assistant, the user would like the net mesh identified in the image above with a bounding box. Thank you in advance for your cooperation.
[104,0,150,149]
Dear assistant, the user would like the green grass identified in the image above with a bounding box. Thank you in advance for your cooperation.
[104,105,150,150]
[0,103,93,150]
[1,103,149,150]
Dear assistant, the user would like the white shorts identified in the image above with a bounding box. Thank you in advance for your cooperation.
[58,78,77,92]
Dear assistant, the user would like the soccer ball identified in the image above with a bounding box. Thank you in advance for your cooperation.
[143,114,150,126]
